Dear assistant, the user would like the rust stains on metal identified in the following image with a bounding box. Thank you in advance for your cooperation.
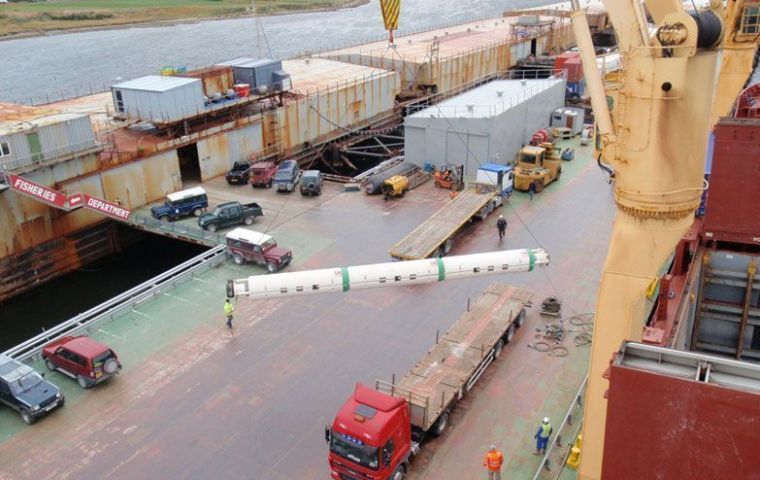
[0,102,59,123]
[180,66,235,97]
[318,15,574,93]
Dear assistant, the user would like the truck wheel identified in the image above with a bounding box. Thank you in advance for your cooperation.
[267,262,277,274]
[206,224,217,233]
[20,409,35,425]
[438,238,452,257]
[45,359,57,372]
[233,253,245,265]
[494,339,505,358]
[391,466,406,480]
[432,411,449,437]
[244,216,254,226]
[315,189,322,196]
[193,207,203,217]
[505,324,516,344]
[159,215,170,223]
[515,309,526,328]
[77,375,91,389]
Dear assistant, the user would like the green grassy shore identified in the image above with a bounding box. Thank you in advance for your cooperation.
[0,0,365,38]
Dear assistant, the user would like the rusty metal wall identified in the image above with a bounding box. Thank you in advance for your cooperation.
[181,66,235,97]
[322,25,575,94]
[263,71,400,155]
[197,122,263,181]
[100,149,181,208]
[429,42,511,93]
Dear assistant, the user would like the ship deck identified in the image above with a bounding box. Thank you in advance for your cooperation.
[0,139,613,480]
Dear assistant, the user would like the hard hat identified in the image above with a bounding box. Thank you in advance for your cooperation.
[543,417,549,423]
[499,215,504,219]
[489,444,497,451]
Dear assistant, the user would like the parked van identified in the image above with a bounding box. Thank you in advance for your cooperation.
[150,186,208,222]
[273,160,300,193]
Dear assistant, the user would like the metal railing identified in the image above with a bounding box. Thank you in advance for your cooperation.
[531,375,588,480]
[129,214,227,247]
[407,76,566,118]
[0,141,103,173]
[3,244,228,363]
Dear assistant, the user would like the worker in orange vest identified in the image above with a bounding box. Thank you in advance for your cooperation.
[483,444,504,480]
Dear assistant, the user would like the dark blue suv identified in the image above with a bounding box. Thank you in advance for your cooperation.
[150,186,208,222]
[0,354,64,425]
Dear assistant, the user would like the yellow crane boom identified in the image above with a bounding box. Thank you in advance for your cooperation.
[569,1,759,478]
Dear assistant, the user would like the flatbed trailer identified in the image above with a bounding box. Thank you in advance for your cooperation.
[389,185,502,260]
[375,283,532,434]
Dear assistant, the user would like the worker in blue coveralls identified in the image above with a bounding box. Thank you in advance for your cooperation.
[533,417,553,455]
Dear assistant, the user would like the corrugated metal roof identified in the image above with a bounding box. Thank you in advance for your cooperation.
[113,75,201,92]
[216,57,278,69]
[0,109,89,136]
[409,78,563,119]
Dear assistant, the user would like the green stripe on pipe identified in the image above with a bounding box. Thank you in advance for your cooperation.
[342,267,350,292]
[528,249,536,271]
[437,257,446,281]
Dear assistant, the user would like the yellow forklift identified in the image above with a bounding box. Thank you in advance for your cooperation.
[513,144,562,193]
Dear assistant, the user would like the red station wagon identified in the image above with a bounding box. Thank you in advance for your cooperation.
[250,161,278,188]
[42,336,122,389]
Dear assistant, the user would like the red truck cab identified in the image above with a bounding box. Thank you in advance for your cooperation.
[327,383,412,480]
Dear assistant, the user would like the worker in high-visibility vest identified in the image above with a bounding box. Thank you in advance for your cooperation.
[533,417,553,455]
[224,299,235,328]
[482,444,504,480]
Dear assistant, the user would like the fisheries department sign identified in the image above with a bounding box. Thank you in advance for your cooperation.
[8,174,66,207]
[84,195,130,221]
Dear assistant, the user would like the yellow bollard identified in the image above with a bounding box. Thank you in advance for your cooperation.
[566,447,581,469]
[566,434,582,469]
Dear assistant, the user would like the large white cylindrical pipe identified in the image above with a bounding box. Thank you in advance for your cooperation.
[230,249,549,300]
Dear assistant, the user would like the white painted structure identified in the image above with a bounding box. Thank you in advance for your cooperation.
[404,78,566,177]
[231,248,550,300]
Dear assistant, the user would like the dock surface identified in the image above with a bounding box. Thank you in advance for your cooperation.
[0,139,611,480]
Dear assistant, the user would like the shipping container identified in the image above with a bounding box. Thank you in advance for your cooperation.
[111,75,205,124]
[404,77,566,177]
[702,118,760,245]
[180,66,235,97]
[215,58,284,92]
[0,112,98,172]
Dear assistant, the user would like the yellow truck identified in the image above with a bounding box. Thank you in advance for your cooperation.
[513,144,562,193]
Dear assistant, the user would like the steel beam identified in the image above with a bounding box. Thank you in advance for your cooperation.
[737,262,757,359]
